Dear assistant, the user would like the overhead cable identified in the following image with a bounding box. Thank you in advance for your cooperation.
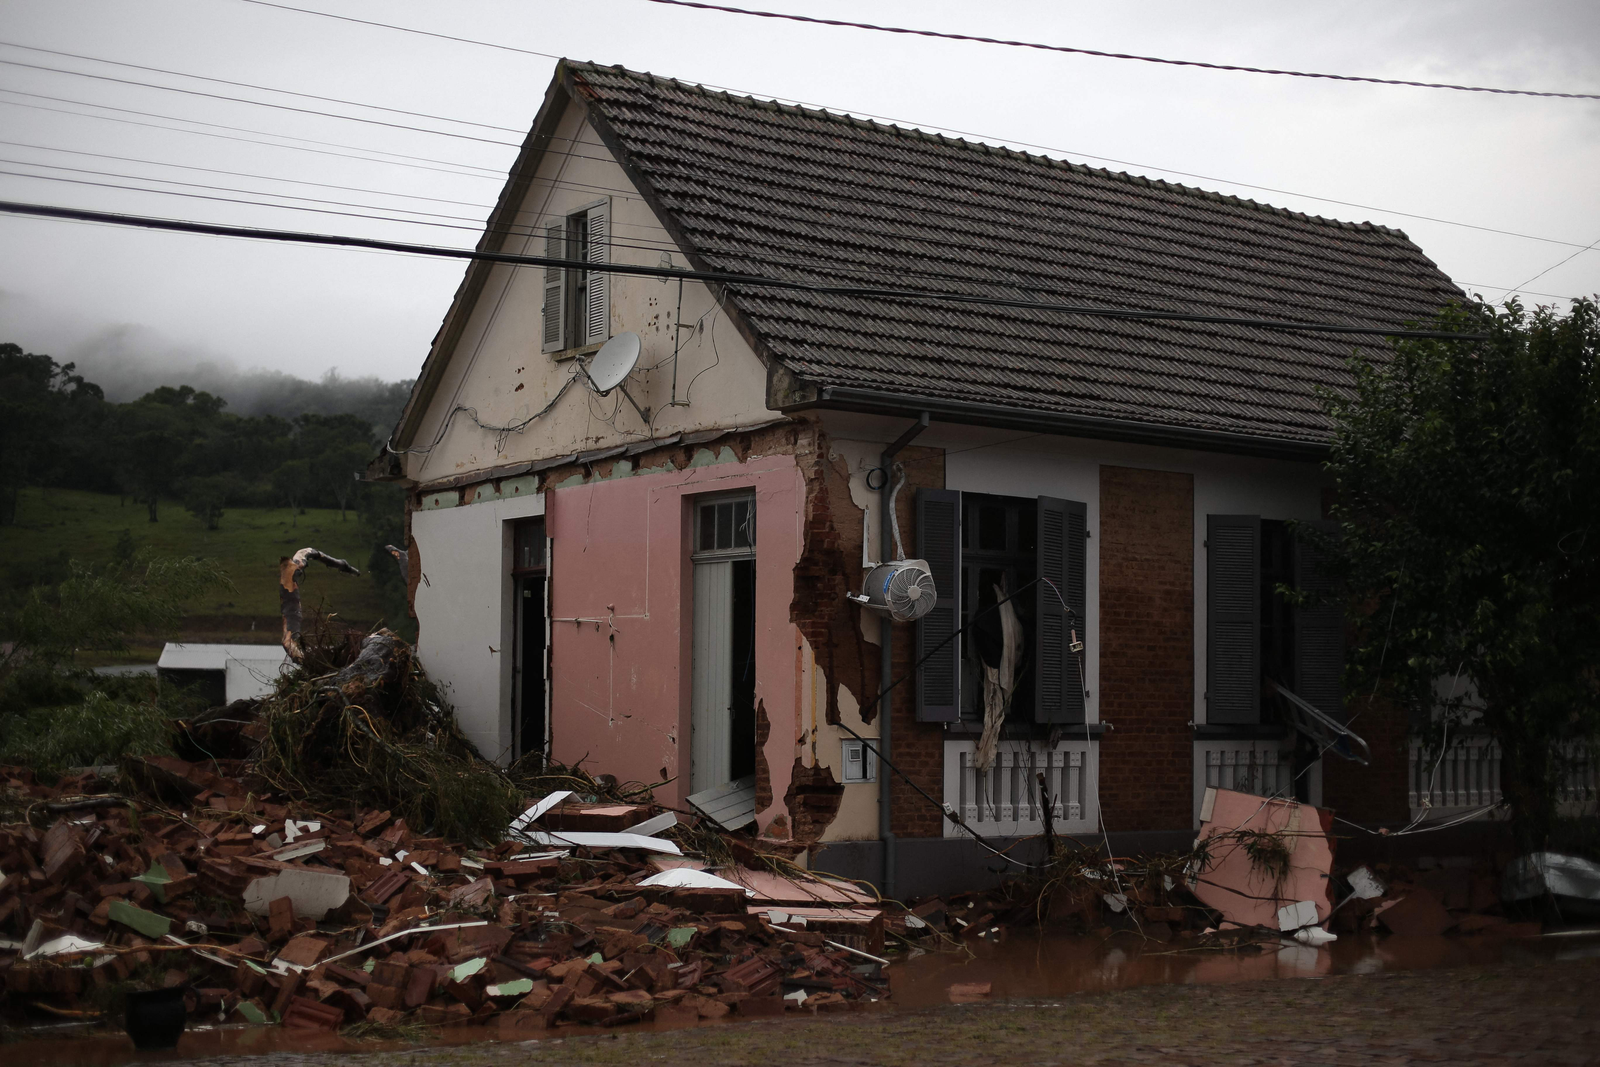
[0,96,504,181]
[0,199,1491,340]
[0,39,523,133]
[221,3,1588,248]
[643,0,1600,101]
[0,88,507,174]
[0,57,521,147]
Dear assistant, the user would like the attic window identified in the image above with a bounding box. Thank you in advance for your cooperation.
[541,198,611,355]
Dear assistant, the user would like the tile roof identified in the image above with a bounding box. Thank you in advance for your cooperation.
[567,61,1463,447]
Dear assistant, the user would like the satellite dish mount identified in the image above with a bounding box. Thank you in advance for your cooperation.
[581,332,650,424]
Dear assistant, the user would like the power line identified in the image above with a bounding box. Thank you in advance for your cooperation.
[0,56,521,147]
[221,4,1586,252]
[0,89,506,176]
[0,169,495,231]
[0,39,523,133]
[642,0,1600,101]
[0,159,491,224]
[1,158,1552,307]
[234,0,565,60]
[1505,234,1600,294]
[0,199,1491,341]
[0,139,496,210]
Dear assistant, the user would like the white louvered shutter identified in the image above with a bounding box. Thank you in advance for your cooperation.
[583,201,610,346]
[541,220,567,354]
[1207,514,1261,724]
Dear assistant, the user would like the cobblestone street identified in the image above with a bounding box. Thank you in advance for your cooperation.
[144,953,1596,1067]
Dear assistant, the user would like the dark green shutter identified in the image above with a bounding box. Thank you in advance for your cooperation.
[1207,514,1260,724]
[1293,520,1344,721]
[1036,496,1087,723]
[916,488,961,722]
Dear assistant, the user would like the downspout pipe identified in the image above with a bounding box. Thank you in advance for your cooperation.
[878,411,929,900]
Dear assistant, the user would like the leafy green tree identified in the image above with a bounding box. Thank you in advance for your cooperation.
[272,458,313,523]
[0,344,104,524]
[181,474,236,530]
[0,554,226,772]
[1318,298,1600,850]
[320,443,372,520]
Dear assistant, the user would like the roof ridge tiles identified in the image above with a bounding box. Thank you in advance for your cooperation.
[564,59,1406,237]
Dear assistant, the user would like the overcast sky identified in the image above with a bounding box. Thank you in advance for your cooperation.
[1,0,1596,388]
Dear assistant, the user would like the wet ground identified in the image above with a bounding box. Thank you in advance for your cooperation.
[7,930,1599,1066]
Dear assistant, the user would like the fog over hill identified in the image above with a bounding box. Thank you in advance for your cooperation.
[0,290,414,433]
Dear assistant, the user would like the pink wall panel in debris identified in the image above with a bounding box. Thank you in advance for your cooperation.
[545,452,803,821]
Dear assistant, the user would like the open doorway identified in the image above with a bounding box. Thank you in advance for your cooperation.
[689,493,756,793]
[511,518,548,763]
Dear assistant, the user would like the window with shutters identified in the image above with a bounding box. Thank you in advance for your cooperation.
[916,490,1087,728]
[541,198,610,355]
[1205,515,1343,728]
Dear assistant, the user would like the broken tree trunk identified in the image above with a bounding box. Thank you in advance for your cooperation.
[384,544,409,574]
[279,547,360,662]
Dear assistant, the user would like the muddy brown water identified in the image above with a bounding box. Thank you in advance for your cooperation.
[7,930,1597,1066]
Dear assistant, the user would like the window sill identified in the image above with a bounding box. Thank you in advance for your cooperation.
[944,720,1108,740]
[1192,723,1289,741]
[550,341,605,363]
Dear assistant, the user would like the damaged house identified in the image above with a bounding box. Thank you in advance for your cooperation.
[373,61,1462,896]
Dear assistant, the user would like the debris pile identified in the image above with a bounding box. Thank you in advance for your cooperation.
[0,622,897,1039]
[0,761,894,1035]
[896,788,1549,951]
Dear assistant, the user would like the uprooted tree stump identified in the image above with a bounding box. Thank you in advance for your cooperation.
[254,630,521,842]
[279,547,360,661]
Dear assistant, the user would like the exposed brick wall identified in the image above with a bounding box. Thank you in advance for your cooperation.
[884,445,947,839]
[1323,695,1411,824]
[788,428,947,840]
[1098,465,1194,832]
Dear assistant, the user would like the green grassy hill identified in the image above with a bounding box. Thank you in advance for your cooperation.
[3,488,401,659]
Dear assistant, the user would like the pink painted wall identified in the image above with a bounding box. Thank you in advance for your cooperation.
[546,452,803,822]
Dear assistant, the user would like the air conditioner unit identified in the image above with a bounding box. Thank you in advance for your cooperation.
[850,560,938,623]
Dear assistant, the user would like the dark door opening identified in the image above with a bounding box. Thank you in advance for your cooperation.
[511,518,548,763]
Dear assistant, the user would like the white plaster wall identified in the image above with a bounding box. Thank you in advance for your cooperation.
[403,98,773,487]
[411,492,545,762]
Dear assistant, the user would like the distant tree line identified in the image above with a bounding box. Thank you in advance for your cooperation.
[0,341,409,618]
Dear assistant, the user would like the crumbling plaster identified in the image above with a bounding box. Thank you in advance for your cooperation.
[400,97,769,488]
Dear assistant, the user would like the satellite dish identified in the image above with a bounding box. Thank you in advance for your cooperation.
[586,332,641,394]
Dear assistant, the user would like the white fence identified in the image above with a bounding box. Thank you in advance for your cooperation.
[942,738,1097,839]
[1190,738,1322,825]
[1203,744,1294,798]
[1409,736,1597,819]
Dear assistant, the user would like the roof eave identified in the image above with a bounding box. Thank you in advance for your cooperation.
[794,385,1330,462]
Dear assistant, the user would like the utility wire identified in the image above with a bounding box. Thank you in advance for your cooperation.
[0,139,498,209]
[643,0,1600,101]
[5,164,1539,306]
[0,96,504,181]
[0,39,524,133]
[0,199,1493,341]
[219,3,1588,252]
[3,117,1582,311]
[0,88,507,174]
[0,57,521,147]
[1505,233,1600,294]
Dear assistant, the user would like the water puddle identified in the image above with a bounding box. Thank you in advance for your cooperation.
[5,930,1597,1065]
[888,927,1600,1008]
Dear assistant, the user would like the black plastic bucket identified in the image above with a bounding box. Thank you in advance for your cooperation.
[124,986,187,1050]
